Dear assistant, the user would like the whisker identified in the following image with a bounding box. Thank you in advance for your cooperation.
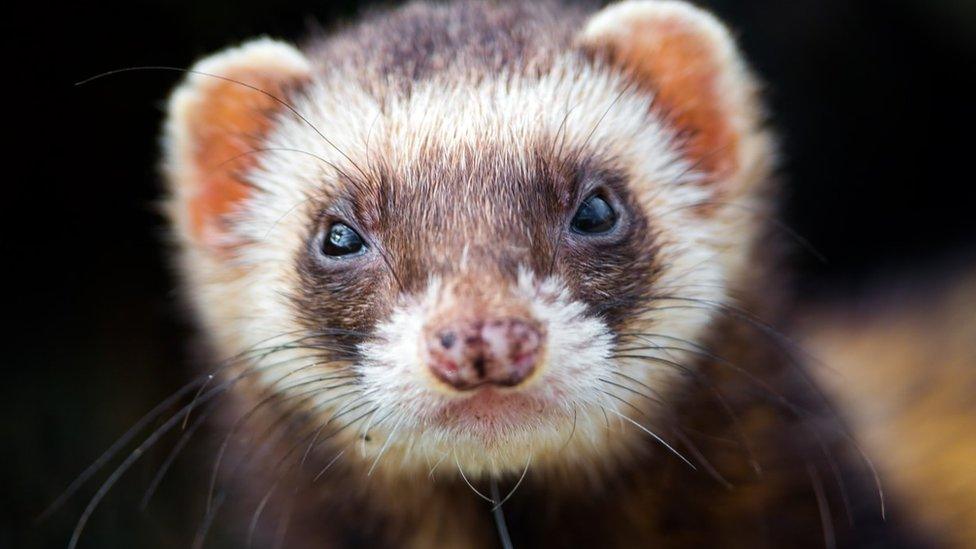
[359,406,386,457]
[205,373,357,513]
[75,66,371,182]
[454,452,494,504]
[608,370,663,399]
[42,329,333,522]
[247,482,278,548]
[211,147,357,190]
[807,462,836,549]
[38,373,207,523]
[671,428,733,491]
[428,452,450,479]
[182,373,215,430]
[558,407,579,452]
[599,377,662,405]
[577,80,634,154]
[272,492,295,549]
[304,403,377,474]
[140,408,212,511]
[851,438,887,521]
[300,396,368,467]
[599,404,611,432]
[614,349,810,418]
[809,424,854,527]
[600,399,696,470]
[489,479,515,549]
[706,385,763,477]
[636,298,888,515]
[312,449,347,483]
[191,490,226,549]
[491,454,532,511]
[300,396,364,467]
[263,401,374,484]
[65,350,315,549]
[220,385,361,489]
[367,413,404,476]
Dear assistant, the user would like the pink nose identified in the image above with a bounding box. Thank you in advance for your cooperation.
[425,317,543,390]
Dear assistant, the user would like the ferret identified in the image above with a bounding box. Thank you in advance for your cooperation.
[56,0,953,547]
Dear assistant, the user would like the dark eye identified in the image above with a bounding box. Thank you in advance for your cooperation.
[570,193,617,234]
[321,222,366,257]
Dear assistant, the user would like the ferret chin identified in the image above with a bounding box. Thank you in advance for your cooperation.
[143,0,916,547]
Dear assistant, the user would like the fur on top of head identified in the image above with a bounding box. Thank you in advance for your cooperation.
[163,0,773,481]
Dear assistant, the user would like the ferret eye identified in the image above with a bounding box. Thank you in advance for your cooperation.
[321,222,366,257]
[570,193,617,234]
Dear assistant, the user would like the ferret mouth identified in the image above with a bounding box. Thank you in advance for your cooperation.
[427,386,555,436]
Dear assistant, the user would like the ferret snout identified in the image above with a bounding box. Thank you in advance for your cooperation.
[424,316,543,391]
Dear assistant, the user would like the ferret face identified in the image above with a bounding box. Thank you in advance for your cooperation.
[165,1,771,480]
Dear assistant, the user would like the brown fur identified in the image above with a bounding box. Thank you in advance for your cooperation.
[804,270,976,548]
[304,1,590,100]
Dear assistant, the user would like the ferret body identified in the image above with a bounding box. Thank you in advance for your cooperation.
[107,0,936,546]
[804,271,976,549]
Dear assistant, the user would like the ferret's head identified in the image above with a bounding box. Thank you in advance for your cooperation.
[164,1,771,481]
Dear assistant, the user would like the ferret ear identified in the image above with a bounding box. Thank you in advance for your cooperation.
[164,38,312,251]
[578,1,768,192]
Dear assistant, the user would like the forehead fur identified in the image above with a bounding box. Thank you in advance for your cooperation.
[305,0,591,99]
[255,53,699,240]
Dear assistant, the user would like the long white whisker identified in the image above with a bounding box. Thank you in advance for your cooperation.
[454,451,494,504]
[313,450,346,482]
[603,407,696,470]
[491,454,532,511]
[368,414,404,476]
[428,452,450,478]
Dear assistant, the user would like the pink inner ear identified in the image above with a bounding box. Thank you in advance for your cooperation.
[184,74,289,248]
[588,15,740,183]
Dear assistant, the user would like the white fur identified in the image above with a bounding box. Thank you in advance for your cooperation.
[354,272,621,477]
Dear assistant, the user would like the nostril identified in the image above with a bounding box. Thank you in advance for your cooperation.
[472,356,487,378]
[438,331,457,350]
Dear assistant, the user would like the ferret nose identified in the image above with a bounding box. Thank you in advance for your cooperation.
[425,317,543,390]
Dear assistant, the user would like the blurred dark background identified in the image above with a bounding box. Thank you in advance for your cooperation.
[4,0,975,547]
